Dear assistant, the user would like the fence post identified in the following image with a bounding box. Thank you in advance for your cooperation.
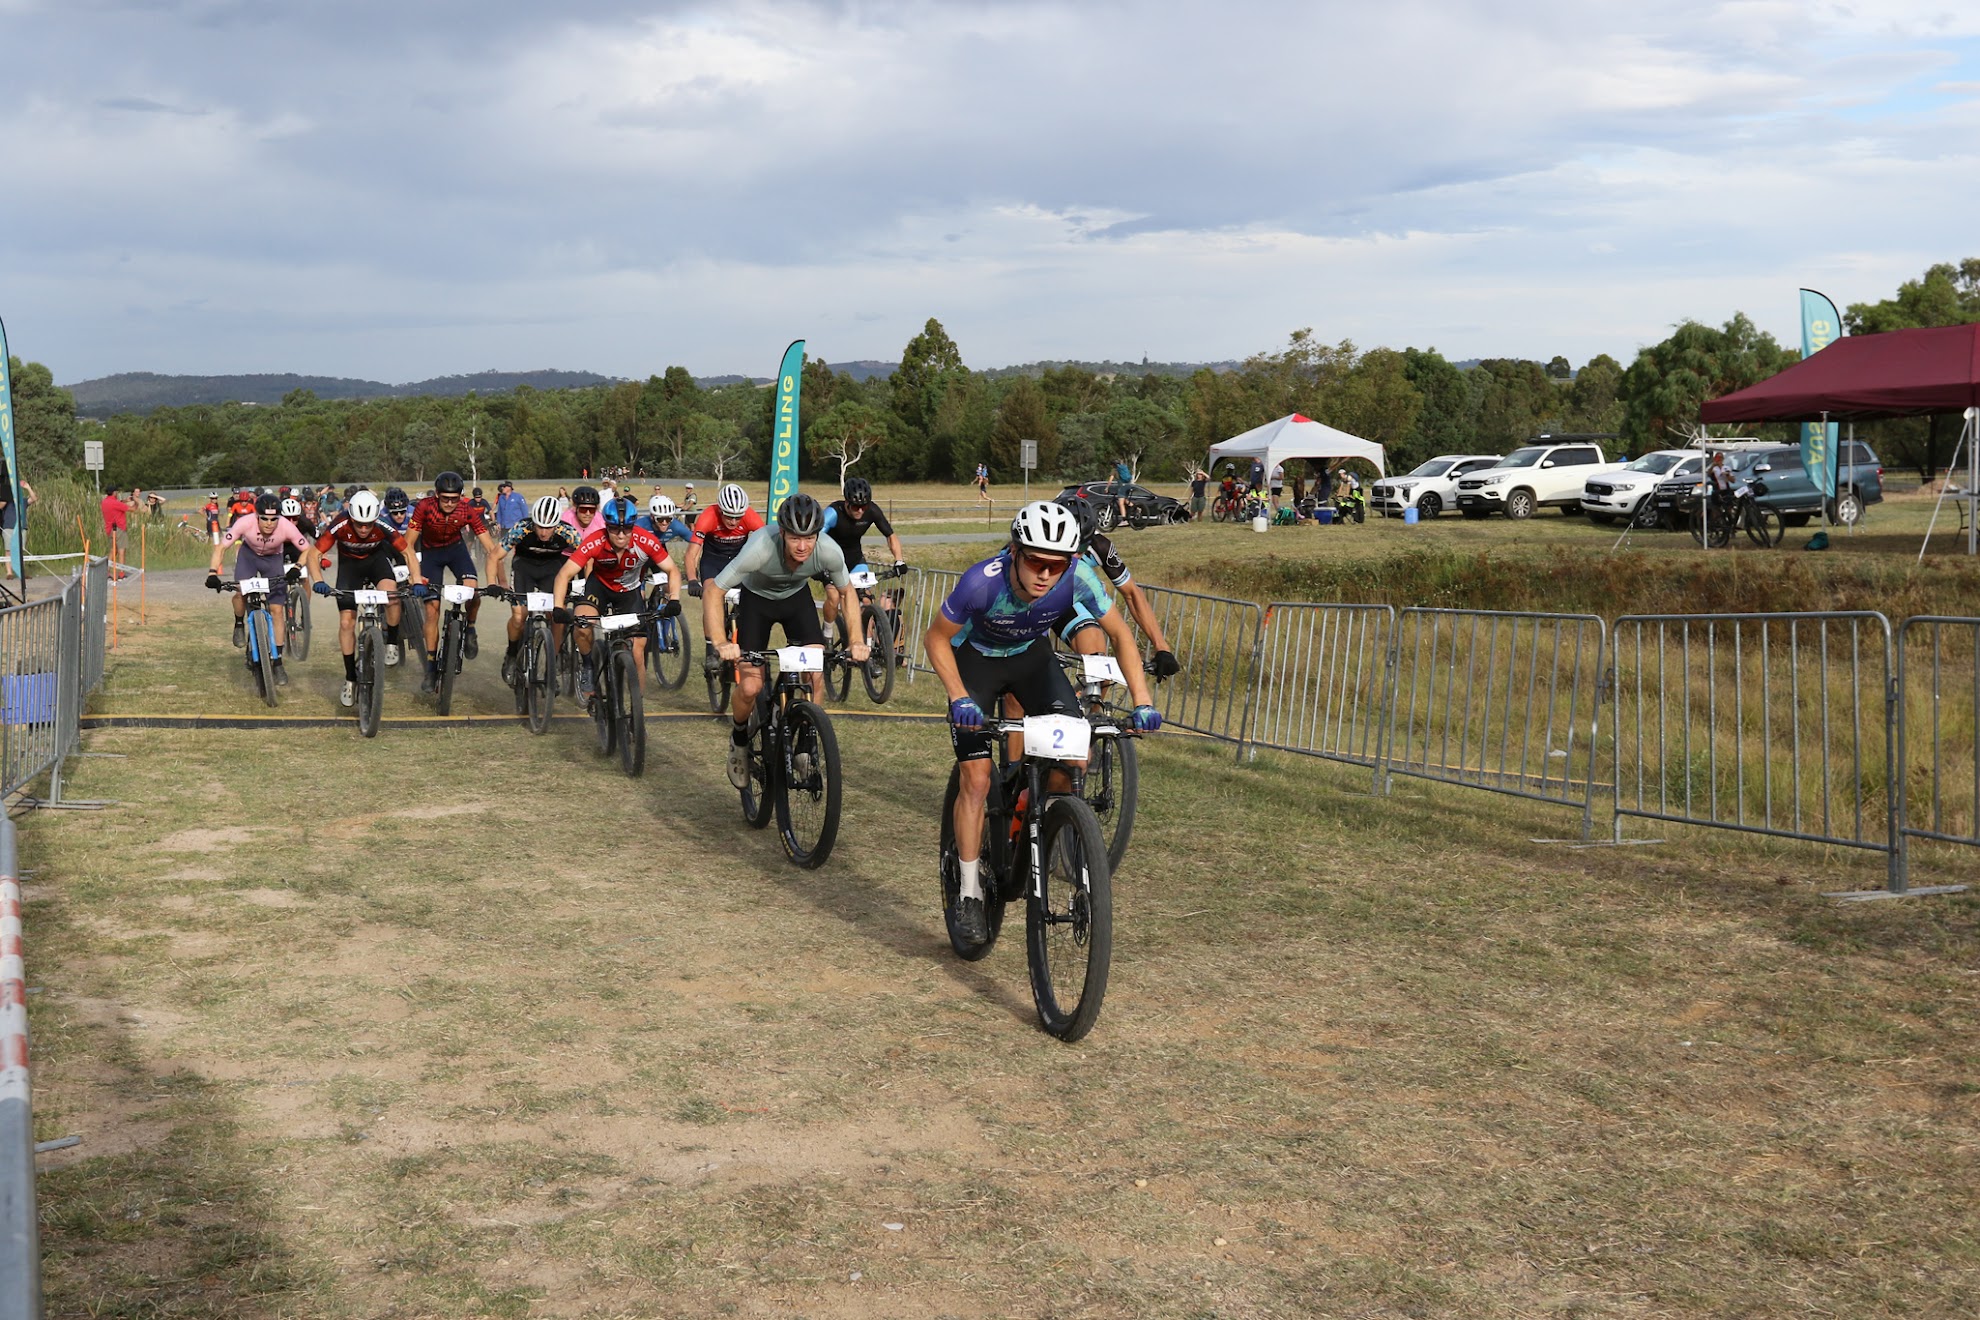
[1371,613,1403,796]
[0,814,42,1320]
[1234,607,1266,763]
[1887,665,1908,894]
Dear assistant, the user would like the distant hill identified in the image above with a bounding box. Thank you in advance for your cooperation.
[976,358,1240,381]
[66,368,622,418]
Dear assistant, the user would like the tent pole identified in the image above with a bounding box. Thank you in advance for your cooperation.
[1918,408,1973,563]
[1845,420,1857,536]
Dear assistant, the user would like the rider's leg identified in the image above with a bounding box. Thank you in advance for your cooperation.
[732,660,763,728]
[339,606,359,681]
[507,603,526,651]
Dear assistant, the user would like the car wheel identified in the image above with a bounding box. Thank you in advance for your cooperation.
[1505,489,1536,520]
[1631,498,1661,529]
[1417,493,1441,518]
[1827,491,1863,526]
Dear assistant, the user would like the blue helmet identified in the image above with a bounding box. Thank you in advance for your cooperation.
[600,497,639,528]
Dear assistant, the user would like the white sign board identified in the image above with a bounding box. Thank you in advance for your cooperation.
[1021,439,1038,470]
[83,440,104,471]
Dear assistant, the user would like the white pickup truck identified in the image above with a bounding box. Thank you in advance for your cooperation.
[1455,440,1625,520]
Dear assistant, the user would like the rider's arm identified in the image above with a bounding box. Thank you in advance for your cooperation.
[657,549,682,603]
[701,585,728,659]
[1121,580,1170,653]
[552,553,583,609]
[403,519,423,581]
[884,531,905,563]
[820,544,866,658]
[481,529,507,587]
[924,614,969,703]
[1097,603,1155,710]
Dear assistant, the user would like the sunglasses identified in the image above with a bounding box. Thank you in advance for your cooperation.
[1018,552,1071,577]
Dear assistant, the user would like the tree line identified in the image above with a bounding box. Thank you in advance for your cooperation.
[7,257,1975,493]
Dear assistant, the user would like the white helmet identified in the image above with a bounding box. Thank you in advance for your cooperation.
[531,495,563,527]
[347,490,382,524]
[717,483,750,517]
[1011,500,1081,556]
[280,497,302,518]
[649,495,677,519]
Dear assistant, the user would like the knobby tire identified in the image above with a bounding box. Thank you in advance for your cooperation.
[356,626,385,738]
[525,626,554,734]
[776,700,841,868]
[436,614,459,715]
[616,649,645,777]
[939,764,1006,960]
[861,604,896,705]
[1084,732,1139,874]
[740,705,774,829]
[1026,795,1113,1042]
[251,609,279,708]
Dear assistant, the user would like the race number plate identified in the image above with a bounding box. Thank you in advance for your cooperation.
[655,571,668,586]
[571,577,587,594]
[724,588,741,607]
[526,592,555,613]
[392,564,410,582]
[599,613,642,634]
[238,577,270,595]
[1081,654,1126,685]
[776,645,824,674]
[353,589,389,607]
[442,584,476,604]
[848,569,878,589]
[1024,713,1091,760]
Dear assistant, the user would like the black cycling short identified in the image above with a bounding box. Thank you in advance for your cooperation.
[949,637,1078,763]
[335,553,396,598]
[578,582,646,618]
[698,548,740,584]
[735,588,825,653]
[511,555,563,597]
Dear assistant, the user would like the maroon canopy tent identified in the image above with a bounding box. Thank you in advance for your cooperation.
[1700,322,1980,423]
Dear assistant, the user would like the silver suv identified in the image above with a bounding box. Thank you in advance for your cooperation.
[1371,454,1503,519]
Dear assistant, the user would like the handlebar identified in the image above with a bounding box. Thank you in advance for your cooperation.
[733,649,855,667]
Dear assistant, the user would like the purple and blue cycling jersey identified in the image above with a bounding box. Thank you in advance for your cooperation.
[939,549,1113,657]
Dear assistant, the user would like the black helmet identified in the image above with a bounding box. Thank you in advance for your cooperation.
[572,484,600,507]
[343,485,359,500]
[776,492,825,537]
[254,492,281,517]
[1057,494,1099,549]
[434,471,465,495]
[843,476,872,504]
[471,486,484,499]
[384,486,409,512]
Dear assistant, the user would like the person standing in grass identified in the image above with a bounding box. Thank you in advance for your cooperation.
[0,473,35,585]
[1189,467,1209,522]
[100,485,132,576]
[976,461,992,505]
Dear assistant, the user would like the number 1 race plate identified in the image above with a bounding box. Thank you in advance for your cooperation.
[1081,654,1126,685]
[848,569,878,589]
[776,645,824,673]
[1024,713,1091,760]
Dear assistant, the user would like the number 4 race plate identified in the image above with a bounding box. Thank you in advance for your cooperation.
[776,645,824,673]
[1024,713,1091,760]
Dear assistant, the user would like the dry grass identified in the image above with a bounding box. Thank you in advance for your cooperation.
[15,600,1980,1317]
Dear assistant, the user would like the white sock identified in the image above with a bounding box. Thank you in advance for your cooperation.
[957,857,982,901]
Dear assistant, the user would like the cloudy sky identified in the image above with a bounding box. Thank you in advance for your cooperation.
[3,0,1977,384]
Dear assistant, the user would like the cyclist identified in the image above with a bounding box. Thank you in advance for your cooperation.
[404,470,506,693]
[639,494,694,654]
[207,491,320,689]
[684,482,766,674]
[310,490,411,706]
[202,492,222,544]
[1058,496,1179,678]
[705,492,867,788]
[924,501,1161,943]
[552,496,682,703]
[819,475,906,635]
[560,484,607,541]
[499,495,581,690]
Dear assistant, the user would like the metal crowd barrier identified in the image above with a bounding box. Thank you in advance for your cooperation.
[899,568,963,682]
[1250,603,1394,772]
[1378,609,1608,836]
[1611,612,1901,884]
[1132,586,1265,748]
[80,557,108,697]
[1,816,38,1320]
[1894,617,1980,886]
[0,598,69,805]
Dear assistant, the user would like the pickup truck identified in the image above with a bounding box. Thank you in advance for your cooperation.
[1455,440,1625,520]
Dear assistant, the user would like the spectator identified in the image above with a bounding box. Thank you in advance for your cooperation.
[681,482,698,512]
[1269,463,1285,514]
[975,461,991,505]
[101,485,133,577]
[555,486,572,516]
[318,485,343,519]
[1113,456,1133,524]
[496,480,527,536]
[145,488,166,520]
[1189,467,1209,522]
[0,473,36,585]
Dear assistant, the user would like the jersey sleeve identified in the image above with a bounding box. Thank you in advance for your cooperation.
[466,505,489,535]
[315,518,343,553]
[939,559,1003,627]
[1072,558,1115,619]
[816,537,850,588]
[712,530,773,590]
[1087,535,1130,587]
[822,505,840,534]
[689,507,719,545]
[568,531,606,567]
[868,507,895,538]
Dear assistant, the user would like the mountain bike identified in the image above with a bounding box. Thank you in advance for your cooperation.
[559,576,585,699]
[702,586,740,715]
[645,572,691,691]
[939,709,1112,1041]
[1688,483,1784,549]
[421,583,489,716]
[574,608,656,777]
[1059,652,1143,874]
[283,565,312,660]
[323,585,393,737]
[220,577,283,708]
[1211,487,1244,522]
[734,646,844,868]
[824,564,906,705]
[487,587,558,734]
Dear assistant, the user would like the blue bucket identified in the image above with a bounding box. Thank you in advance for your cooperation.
[1316,508,1334,525]
[3,672,57,724]
[1403,507,1419,525]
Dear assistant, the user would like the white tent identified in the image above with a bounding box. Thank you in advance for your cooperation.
[1206,413,1387,478]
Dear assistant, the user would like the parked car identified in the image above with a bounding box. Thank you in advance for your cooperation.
[1370,454,1503,518]
[1455,439,1624,519]
[1056,481,1185,530]
[1650,443,1886,529]
[1581,450,1704,526]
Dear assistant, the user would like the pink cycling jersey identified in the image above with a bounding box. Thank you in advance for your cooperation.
[220,514,310,557]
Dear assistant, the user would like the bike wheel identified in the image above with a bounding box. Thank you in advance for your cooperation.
[436,616,459,715]
[939,765,1006,960]
[592,654,617,756]
[860,604,896,705]
[1083,731,1139,875]
[824,620,853,703]
[1746,505,1785,548]
[357,627,384,738]
[560,631,579,699]
[524,627,554,735]
[251,609,279,708]
[740,708,774,828]
[616,649,645,777]
[775,700,841,868]
[653,615,690,690]
[289,589,312,661]
[1026,795,1113,1042]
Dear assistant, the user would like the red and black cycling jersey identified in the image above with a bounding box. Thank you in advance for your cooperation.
[316,513,409,560]
[570,526,674,595]
[689,505,764,555]
[407,494,488,549]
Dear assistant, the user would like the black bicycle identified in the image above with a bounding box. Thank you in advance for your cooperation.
[733,646,844,869]
[645,573,692,691]
[1688,483,1784,549]
[939,709,1113,1041]
[574,607,658,777]
[283,564,313,660]
[1058,652,1144,874]
[420,582,491,716]
[322,585,393,737]
[558,576,585,700]
[703,585,740,715]
[824,564,906,706]
[487,587,559,734]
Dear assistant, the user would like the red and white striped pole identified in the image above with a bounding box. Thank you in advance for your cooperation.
[0,814,41,1319]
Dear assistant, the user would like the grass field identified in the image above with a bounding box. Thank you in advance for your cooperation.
[15,590,1980,1317]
